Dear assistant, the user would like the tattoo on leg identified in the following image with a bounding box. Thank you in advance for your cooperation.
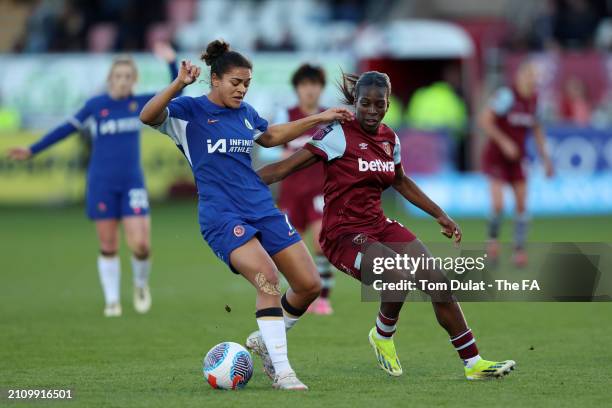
[255,272,280,295]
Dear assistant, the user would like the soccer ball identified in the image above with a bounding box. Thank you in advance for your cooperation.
[203,342,254,390]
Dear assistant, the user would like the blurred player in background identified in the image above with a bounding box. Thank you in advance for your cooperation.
[139,39,351,390]
[479,61,554,266]
[7,43,179,317]
[274,64,334,315]
[258,71,516,380]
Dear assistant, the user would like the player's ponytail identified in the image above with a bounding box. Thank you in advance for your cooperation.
[200,39,252,81]
[338,70,392,106]
[338,71,360,105]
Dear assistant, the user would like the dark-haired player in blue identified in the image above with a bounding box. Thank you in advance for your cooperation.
[140,39,352,390]
[8,43,179,317]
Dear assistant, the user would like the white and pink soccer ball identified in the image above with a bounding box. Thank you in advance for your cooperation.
[203,342,253,390]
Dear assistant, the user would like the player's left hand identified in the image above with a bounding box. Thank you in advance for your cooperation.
[437,214,462,245]
[153,42,177,63]
[317,107,353,124]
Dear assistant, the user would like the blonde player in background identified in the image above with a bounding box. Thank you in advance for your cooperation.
[7,43,179,316]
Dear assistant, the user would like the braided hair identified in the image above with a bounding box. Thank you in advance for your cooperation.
[338,70,391,105]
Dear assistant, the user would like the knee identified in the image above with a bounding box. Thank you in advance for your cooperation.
[99,240,119,255]
[431,287,455,303]
[291,262,322,299]
[303,275,322,299]
[130,240,150,259]
[430,289,457,305]
[100,249,118,257]
[255,266,281,296]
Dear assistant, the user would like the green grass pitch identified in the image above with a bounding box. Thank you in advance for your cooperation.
[0,202,610,407]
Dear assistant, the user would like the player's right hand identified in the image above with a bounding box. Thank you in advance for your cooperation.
[177,60,201,86]
[317,107,353,124]
[437,214,462,245]
[7,147,32,160]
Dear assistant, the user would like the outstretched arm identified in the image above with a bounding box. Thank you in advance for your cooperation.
[257,148,320,185]
[140,60,200,126]
[392,165,462,243]
[256,108,352,148]
[8,96,95,160]
[7,120,78,160]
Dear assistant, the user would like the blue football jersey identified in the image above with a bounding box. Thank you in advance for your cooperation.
[71,93,154,185]
[29,61,179,188]
[154,95,280,228]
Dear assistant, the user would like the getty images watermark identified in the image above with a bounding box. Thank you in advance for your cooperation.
[359,242,612,302]
[371,252,540,293]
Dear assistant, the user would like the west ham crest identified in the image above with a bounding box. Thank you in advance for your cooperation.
[382,142,391,157]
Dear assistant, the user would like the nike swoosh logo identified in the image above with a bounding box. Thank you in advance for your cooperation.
[208,119,219,124]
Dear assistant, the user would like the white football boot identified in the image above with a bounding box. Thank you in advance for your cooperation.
[272,371,308,390]
[133,286,151,314]
[104,303,122,317]
[245,330,275,379]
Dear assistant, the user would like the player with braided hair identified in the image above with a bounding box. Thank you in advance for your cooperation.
[258,70,516,380]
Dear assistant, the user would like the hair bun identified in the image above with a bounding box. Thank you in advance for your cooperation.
[201,39,231,66]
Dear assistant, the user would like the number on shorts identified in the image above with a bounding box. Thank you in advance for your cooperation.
[129,188,149,210]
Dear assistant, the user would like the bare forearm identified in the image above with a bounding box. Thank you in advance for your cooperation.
[140,80,185,125]
[261,115,327,147]
[257,149,319,184]
[257,162,287,184]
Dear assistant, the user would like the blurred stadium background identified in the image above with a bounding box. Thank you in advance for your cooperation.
[1,0,611,215]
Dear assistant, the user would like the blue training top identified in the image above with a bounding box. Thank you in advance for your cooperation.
[154,95,280,229]
[30,61,178,187]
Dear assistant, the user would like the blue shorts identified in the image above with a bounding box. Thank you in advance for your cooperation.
[86,182,150,220]
[203,212,302,274]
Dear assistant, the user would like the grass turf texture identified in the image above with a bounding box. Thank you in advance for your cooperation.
[0,202,610,407]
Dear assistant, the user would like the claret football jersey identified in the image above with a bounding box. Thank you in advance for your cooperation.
[486,86,539,160]
[304,119,402,244]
